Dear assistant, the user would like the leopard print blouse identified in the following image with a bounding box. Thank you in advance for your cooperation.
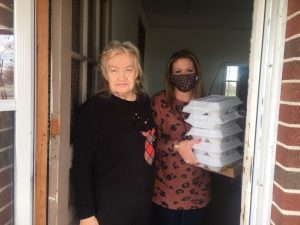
[151,91,211,210]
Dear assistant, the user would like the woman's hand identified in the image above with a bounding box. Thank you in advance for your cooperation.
[80,216,99,225]
[177,139,201,165]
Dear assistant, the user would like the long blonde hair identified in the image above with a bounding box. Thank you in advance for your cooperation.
[99,40,145,96]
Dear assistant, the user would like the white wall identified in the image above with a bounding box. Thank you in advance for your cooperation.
[111,0,148,44]
[111,1,251,96]
[144,27,251,96]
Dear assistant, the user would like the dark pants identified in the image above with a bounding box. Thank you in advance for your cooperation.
[96,188,152,225]
[151,203,206,225]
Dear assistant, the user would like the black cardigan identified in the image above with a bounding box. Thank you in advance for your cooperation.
[71,93,155,219]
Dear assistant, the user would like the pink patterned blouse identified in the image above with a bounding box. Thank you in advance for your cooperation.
[151,91,211,210]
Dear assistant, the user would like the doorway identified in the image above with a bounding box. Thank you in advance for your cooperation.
[108,0,286,225]
[49,0,252,224]
[140,1,252,224]
[46,0,288,224]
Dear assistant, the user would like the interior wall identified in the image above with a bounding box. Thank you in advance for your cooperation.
[110,0,251,97]
[111,0,148,44]
[144,27,251,96]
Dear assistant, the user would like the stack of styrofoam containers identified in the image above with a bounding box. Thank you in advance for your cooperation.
[183,95,243,172]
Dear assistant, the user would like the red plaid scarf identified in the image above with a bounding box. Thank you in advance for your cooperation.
[141,128,155,165]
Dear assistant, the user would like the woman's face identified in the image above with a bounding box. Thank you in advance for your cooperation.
[105,52,137,99]
[172,58,196,75]
[170,57,198,93]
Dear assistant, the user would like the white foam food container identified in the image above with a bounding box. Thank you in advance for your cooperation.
[185,119,238,130]
[186,123,242,143]
[193,136,243,157]
[194,147,239,158]
[185,111,242,129]
[195,150,242,172]
[183,95,242,116]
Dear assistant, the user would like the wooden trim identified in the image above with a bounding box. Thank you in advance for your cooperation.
[35,0,49,224]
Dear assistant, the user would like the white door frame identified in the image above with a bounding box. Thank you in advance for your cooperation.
[13,0,35,224]
[0,1,34,224]
[241,0,287,225]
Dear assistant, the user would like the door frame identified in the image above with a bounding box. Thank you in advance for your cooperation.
[34,0,49,224]
[240,0,287,225]
[47,0,111,224]
[48,0,72,224]
[34,0,289,224]
[14,0,35,224]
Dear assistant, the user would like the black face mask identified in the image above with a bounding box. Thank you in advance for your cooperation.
[169,73,198,92]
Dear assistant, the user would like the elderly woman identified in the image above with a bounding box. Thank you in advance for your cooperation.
[72,41,156,225]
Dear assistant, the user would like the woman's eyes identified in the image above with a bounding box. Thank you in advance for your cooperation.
[108,68,134,74]
[109,69,117,73]
[174,69,195,74]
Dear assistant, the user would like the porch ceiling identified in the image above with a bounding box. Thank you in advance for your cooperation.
[141,0,254,30]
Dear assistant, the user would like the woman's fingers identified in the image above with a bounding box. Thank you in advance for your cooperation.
[189,138,202,146]
[178,139,201,165]
[185,149,199,165]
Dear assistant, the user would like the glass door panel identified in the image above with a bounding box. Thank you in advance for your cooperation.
[0,1,14,224]
[0,0,14,99]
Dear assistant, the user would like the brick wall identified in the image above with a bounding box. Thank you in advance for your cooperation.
[0,112,14,225]
[271,0,300,224]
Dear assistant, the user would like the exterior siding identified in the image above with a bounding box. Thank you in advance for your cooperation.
[271,0,300,224]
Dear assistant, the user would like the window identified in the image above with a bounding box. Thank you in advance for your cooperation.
[0,35,14,99]
[224,65,239,96]
[223,65,249,111]
[0,2,15,224]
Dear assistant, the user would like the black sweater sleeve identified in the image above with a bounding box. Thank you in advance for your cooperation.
[71,98,101,219]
